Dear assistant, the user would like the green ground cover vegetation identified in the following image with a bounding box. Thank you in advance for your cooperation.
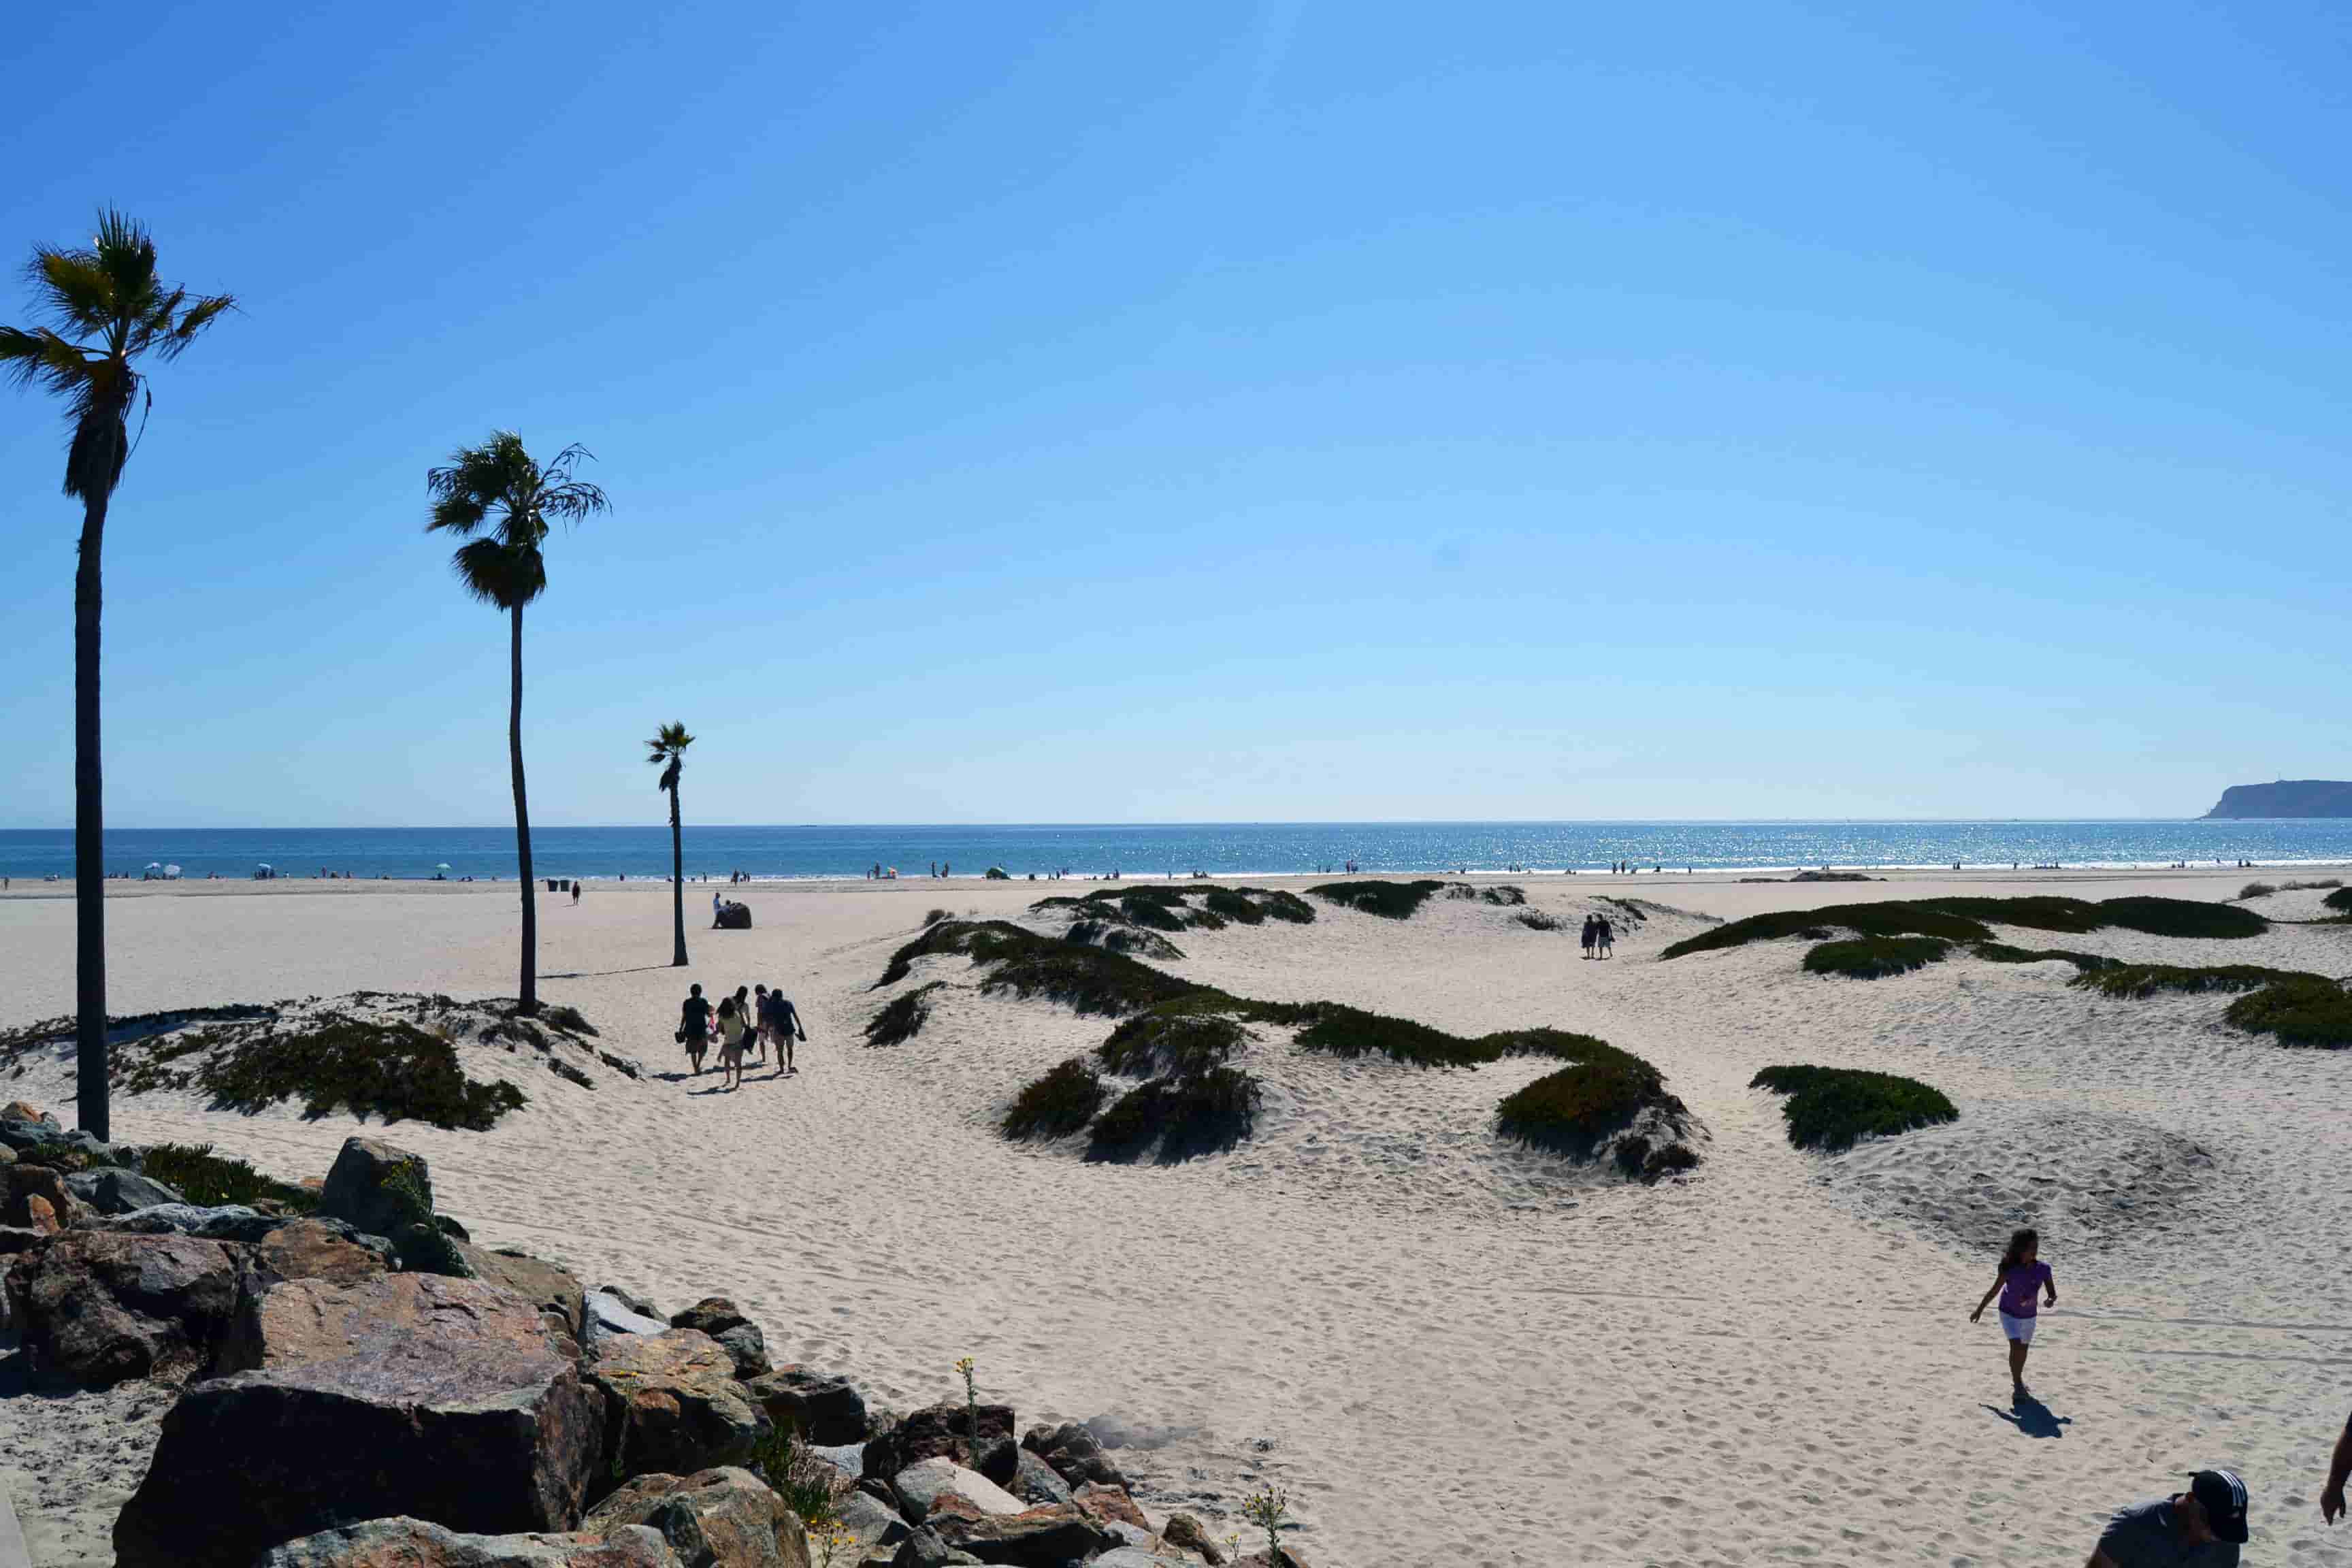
[1002,1058,1107,1140]
[137,1141,321,1210]
[1750,1064,1957,1151]
[1802,936,1953,979]
[1662,894,2265,960]
[2223,976,2352,1048]
[1307,879,1450,919]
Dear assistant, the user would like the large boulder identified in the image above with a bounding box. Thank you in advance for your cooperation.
[585,1288,671,1354]
[462,1244,588,1341]
[94,1203,284,1241]
[63,1167,183,1215]
[252,1217,393,1286]
[4,1163,85,1228]
[890,1457,1025,1525]
[743,1366,866,1446]
[1071,1482,1147,1532]
[865,1403,1016,1489]
[221,1271,561,1375]
[668,1296,751,1335]
[1162,1514,1226,1564]
[921,1496,1109,1567]
[584,1467,811,1568]
[1007,1450,1070,1508]
[318,1135,469,1277]
[834,1490,912,1563]
[587,1330,766,1486]
[257,1516,683,1567]
[1019,1422,1127,1490]
[4,1230,243,1388]
[114,1281,604,1568]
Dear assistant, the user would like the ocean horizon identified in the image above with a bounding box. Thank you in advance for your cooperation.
[6,819,2352,883]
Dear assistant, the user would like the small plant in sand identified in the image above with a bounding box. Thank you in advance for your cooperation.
[956,1355,982,1463]
[1242,1484,1291,1564]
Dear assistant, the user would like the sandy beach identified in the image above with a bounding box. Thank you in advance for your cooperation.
[4,866,2350,1566]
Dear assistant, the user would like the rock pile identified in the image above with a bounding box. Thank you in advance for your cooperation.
[0,1104,1265,1568]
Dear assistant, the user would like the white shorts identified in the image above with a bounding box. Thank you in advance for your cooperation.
[1998,1311,2037,1344]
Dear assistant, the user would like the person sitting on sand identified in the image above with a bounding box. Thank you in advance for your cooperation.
[1580,914,1598,959]
[1970,1226,2057,1400]
[2087,1469,2247,1566]
[715,996,749,1090]
[679,983,713,1075]
[766,981,806,1075]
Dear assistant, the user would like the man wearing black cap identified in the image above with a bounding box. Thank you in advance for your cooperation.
[2087,1469,2249,1565]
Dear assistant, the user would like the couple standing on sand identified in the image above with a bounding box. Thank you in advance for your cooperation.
[676,981,807,1090]
[1579,913,1614,958]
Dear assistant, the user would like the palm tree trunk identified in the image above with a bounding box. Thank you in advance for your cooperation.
[669,785,687,966]
[510,602,536,1013]
[74,491,110,1142]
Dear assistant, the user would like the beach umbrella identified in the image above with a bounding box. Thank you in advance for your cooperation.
[257,863,272,870]
[163,864,181,878]
[435,863,452,871]
[145,862,161,870]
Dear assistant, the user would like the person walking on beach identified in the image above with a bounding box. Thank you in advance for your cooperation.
[1595,913,1614,958]
[766,981,806,1075]
[1970,1226,2057,1399]
[715,995,749,1090]
[1580,914,1598,959]
[736,984,762,1064]
[2085,1469,2248,1565]
[678,983,713,1076]
[2321,1407,2351,1524]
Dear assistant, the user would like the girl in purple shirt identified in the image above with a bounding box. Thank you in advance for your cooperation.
[1970,1226,2057,1400]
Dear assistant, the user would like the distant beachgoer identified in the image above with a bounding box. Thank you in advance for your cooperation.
[712,889,723,923]
[1580,915,1598,959]
[1595,915,1614,958]
[679,984,713,1075]
[716,996,748,1090]
[2087,1471,2247,1565]
[571,880,581,905]
[943,861,951,879]
[1970,1226,2057,1399]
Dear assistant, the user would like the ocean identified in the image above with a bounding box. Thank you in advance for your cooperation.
[3,821,2351,884]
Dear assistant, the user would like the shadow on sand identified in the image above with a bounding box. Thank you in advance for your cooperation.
[1985,1393,2071,1439]
[542,964,674,980]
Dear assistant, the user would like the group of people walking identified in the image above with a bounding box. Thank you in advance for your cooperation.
[1963,1225,2351,1563]
[676,981,806,1091]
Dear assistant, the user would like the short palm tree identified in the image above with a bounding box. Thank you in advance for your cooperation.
[426,432,608,1013]
[1,212,233,1142]
[647,723,694,966]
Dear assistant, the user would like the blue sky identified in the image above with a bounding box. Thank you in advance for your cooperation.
[3,1,2348,827]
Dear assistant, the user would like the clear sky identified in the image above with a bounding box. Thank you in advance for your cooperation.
[4,1,2348,828]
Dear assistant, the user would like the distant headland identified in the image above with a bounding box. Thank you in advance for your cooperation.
[2203,780,2352,819]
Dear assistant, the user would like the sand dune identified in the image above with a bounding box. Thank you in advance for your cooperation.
[3,866,2350,1565]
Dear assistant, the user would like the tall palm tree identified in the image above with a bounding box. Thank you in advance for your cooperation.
[1,212,233,1142]
[426,433,608,1014]
[647,723,694,966]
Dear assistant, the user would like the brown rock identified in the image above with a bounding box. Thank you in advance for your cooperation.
[318,1136,436,1237]
[1072,1481,1147,1531]
[461,1243,587,1340]
[253,1218,390,1286]
[5,1164,80,1229]
[1231,1550,1313,1568]
[1018,1422,1126,1490]
[5,1230,242,1388]
[1,1102,44,1122]
[22,1194,57,1237]
[113,1307,604,1568]
[225,1270,565,1375]
[585,1467,811,1567]
[866,1402,1017,1488]
[667,1296,750,1335]
[587,1329,767,1488]
[257,1516,684,1566]
[922,1495,1109,1566]
[742,1365,867,1446]
[1162,1513,1225,1565]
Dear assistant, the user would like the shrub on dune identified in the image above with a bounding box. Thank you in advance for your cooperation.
[1495,1041,1697,1179]
[864,981,943,1047]
[1307,879,1450,920]
[118,1012,528,1131]
[1002,1058,1107,1140]
[977,940,1203,1017]
[137,1142,318,1211]
[1203,887,1266,924]
[2224,976,2352,1048]
[2093,896,2266,940]
[2072,964,2304,1000]
[1066,920,1186,960]
[1750,1064,1957,1151]
[2238,881,2278,900]
[1802,936,1952,979]
[1972,943,2116,972]
[1662,894,2265,960]
[1288,1008,1603,1069]
[1515,909,1562,931]
[2327,887,2352,914]
[1098,1011,1245,1077]
[1662,903,1992,958]
[1085,1067,1261,1162]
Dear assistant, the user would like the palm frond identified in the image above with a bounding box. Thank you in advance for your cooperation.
[153,291,235,360]
[0,326,100,398]
[449,535,544,609]
[647,721,694,766]
[90,210,160,325]
[540,478,610,523]
[27,248,116,337]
